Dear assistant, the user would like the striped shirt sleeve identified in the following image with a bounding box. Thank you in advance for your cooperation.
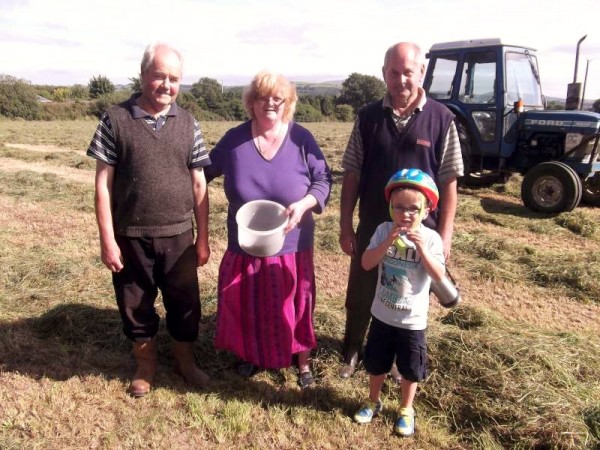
[437,121,464,184]
[190,119,211,169]
[86,113,118,166]
[341,117,363,174]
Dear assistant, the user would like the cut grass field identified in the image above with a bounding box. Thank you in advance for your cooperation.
[1,119,599,449]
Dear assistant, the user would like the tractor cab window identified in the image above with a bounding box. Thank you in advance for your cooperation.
[425,55,458,100]
[459,51,496,104]
[506,51,544,107]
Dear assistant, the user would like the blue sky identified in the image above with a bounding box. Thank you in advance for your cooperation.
[2,0,600,100]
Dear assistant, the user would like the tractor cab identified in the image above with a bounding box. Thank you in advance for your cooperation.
[424,38,544,177]
[424,38,600,212]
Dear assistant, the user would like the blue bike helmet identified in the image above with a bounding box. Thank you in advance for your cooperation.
[384,168,439,210]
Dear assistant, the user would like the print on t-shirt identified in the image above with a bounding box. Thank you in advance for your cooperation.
[378,245,421,311]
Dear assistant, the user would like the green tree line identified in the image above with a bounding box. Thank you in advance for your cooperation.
[4,72,600,122]
[0,72,387,122]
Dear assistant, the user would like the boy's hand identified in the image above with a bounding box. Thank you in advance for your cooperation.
[385,225,405,246]
[405,229,425,251]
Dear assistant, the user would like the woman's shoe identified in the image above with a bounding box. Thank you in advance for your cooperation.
[298,370,315,389]
[237,361,258,378]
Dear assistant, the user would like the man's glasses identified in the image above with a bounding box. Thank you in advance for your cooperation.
[391,205,422,216]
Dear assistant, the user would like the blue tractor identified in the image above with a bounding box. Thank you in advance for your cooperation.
[423,38,600,213]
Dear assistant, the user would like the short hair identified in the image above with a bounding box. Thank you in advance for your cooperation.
[140,42,183,74]
[242,70,298,122]
[383,42,423,70]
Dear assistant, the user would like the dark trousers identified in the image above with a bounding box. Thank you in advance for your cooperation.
[341,220,379,362]
[364,318,428,381]
[112,230,201,342]
[342,253,378,361]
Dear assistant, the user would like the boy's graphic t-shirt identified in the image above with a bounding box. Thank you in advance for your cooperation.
[367,222,444,330]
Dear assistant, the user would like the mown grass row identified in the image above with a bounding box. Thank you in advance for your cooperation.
[1,120,600,449]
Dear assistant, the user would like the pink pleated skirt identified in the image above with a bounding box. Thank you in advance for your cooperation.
[214,248,316,369]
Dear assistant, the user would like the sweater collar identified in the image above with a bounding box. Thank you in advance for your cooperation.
[382,87,427,112]
[128,93,179,119]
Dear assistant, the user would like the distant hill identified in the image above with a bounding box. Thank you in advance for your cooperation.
[294,80,343,96]
[119,81,343,97]
[178,80,344,97]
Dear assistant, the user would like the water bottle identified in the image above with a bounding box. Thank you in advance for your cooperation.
[431,272,461,308]
[394,233,461,308]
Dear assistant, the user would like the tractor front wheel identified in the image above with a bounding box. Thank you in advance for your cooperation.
[521,161,582,213]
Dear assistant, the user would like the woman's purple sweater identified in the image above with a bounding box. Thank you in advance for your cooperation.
[205,121,332,256]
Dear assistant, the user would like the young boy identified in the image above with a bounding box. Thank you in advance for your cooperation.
[353,168,445,437]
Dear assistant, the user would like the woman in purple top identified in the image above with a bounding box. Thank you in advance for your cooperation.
[205,70,332,388]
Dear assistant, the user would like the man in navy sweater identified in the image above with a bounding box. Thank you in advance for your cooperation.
[338,42,464,379]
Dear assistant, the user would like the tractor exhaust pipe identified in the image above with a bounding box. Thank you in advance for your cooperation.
[566,35,587,110]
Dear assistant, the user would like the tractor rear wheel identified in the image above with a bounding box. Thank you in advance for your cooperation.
[521,161,582,213]
[582,174,600,206]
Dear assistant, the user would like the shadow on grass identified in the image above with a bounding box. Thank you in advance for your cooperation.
[0,302,353,414]
[0,303,134,381]
[180,331,357,416]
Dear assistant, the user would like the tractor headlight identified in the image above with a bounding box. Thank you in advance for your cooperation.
[565,133,582,152]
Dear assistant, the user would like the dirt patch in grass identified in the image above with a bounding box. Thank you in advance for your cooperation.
[0,157,94,184]
[0,195,95,241]
[5,143,86,155]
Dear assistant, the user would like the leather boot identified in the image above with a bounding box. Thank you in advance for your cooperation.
[339,351,359,379]
[172,341,210,388]
[129,339,158,398]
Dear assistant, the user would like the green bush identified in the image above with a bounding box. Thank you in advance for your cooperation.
[88,75,115,99]
[294,103,323,122]
[0,74,40,119]
[334,104,354,122]
[338,72,386,113]
[39,102,94,120]
[88,91,132,118]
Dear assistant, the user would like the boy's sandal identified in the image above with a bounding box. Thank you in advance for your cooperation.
[353,400,383,424]
[394,407,415,437]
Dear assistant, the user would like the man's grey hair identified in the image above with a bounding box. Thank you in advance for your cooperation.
[383,42,423,70]
[140,42,183,74]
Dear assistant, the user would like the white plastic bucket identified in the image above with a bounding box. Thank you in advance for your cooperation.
[235,200,289,257]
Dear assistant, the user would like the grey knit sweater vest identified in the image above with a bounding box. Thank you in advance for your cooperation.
[107,100,196,237]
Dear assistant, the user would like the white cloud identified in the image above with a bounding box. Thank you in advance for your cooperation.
[1,0,599,99]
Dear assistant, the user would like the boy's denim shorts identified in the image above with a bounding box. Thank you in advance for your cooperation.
[363,317,428,382]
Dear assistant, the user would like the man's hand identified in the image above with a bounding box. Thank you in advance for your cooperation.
[339,225,357,257]
[442,239,452,261]
[339,171,360,257]
[101,238,123,272]
[196,239,210,267]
